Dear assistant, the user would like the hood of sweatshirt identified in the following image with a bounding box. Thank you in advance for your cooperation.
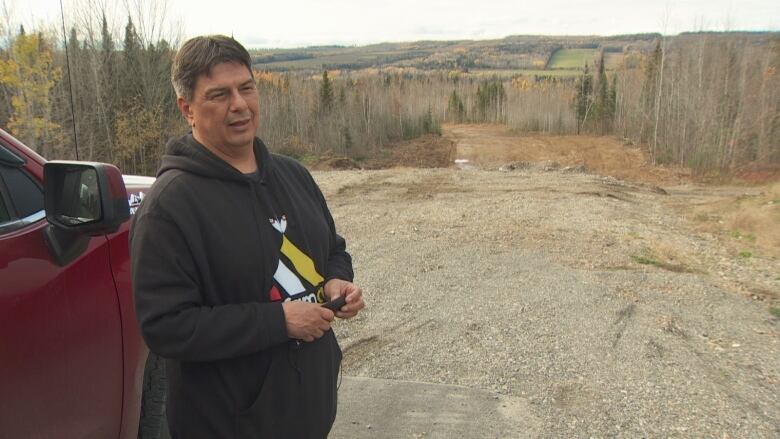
[157,133,273,183]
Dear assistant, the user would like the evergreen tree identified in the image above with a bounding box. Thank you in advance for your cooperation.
[341,125,352,152]
[121,17,142,104]
[574,62,593,134]
[593,52,611,134]
[421,106,433,133]
[608,74,617,124]
[475,80,505,122]
[319,70,333,113]
[338,86,346,106]
[447,90,465,122]
[641,41,662,115]
[99,13,117,160]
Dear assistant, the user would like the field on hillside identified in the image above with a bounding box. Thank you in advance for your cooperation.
[251,34,658,73]
[547,48,598,69]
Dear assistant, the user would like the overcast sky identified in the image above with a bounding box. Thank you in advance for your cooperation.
[14,0,780,48]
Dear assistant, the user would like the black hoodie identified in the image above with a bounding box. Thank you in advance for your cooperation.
[130,134,352,438]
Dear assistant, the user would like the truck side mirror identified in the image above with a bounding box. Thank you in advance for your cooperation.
[43,161,130,266]
[44,161,130,235]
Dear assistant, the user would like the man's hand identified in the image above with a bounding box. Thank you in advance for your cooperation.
[323,279,365,319]
[282,301,334,342]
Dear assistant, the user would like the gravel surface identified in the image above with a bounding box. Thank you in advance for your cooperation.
[313,166,779,438]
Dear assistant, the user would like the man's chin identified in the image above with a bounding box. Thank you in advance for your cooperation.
[226,134,255,150]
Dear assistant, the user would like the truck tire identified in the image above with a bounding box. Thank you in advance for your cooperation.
[138,353,171,439]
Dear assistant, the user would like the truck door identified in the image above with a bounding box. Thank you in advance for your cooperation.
[0,146,123,438]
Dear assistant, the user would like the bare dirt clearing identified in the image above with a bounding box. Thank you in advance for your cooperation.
[318,124,779,437]
[445,123,779,259]
[446,123,692,185]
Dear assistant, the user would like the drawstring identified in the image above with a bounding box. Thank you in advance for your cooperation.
[337,360,343,391]
[288,339,303,383]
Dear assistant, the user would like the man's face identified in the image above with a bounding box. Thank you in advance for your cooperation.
[178,62,259,152]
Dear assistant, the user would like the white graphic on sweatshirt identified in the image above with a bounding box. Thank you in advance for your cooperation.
[128,192,145,215]
[270,216,287,233]
[273,259,306,295]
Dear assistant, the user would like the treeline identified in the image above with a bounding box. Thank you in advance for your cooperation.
[255,70,441,159]
[615,34,780,169]
[1,12,776,175]
[432,34,780,173]
[0,15,443,173]
[0,7,180,176]
[233,33,780,172]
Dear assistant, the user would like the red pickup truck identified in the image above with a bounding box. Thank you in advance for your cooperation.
[0,128,167,438]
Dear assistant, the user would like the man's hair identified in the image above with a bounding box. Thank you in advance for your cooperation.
[171,35,252,101]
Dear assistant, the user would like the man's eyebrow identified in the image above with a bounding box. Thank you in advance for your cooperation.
[204,79,255,96]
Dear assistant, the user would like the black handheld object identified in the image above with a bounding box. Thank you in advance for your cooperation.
[322,295,347,312]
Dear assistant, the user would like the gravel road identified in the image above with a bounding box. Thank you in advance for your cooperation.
[313,165,780,438]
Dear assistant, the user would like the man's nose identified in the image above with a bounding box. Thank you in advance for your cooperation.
[228,88,249,111]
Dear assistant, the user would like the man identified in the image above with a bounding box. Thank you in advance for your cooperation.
[130,35,364,438]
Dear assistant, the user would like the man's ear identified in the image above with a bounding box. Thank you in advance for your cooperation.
[177,96,194,127]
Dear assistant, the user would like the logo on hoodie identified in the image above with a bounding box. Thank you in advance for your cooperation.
[267,215,326,304]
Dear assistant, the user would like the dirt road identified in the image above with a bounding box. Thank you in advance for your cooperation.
[317,125,779,437]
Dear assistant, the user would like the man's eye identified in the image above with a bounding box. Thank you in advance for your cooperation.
[241,85,256,93]
[209,92,226,100]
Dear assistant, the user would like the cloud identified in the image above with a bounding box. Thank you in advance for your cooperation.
[14,0,780,48]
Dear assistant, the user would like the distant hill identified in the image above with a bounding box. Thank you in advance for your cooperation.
[250,32,777,77]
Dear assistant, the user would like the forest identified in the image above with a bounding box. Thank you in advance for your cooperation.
[1,4,777,176]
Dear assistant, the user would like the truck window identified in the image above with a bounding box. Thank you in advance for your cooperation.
[0,193,9,222]
[0,165,44,234]
[0,166,43,218]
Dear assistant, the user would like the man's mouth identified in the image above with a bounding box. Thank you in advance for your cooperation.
[228,118,250,128]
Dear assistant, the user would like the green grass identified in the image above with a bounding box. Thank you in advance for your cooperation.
[738,251,753,258]
[731,230,757,242]
[631,254,696,273]
[548,49,598,69]
[770,307,780,319]
[631,255,658,266]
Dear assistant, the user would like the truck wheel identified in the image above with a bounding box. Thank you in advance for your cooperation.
[138,353,171,439]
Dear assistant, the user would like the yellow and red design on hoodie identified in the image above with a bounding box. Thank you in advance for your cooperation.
[267,215,326,304]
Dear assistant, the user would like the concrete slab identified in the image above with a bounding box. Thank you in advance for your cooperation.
[331,376,541,439]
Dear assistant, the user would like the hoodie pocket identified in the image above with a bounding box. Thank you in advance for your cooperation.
[233,343,290,436]
[234,333,342,439]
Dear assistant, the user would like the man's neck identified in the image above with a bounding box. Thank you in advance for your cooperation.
[193,133,257,174]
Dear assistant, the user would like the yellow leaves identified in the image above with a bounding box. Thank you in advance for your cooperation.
[510,76,561,94]
[8,114,60,144]
[1,33,60,84]
[113,103,164,164]
[253,70,276,85]
[0,58,20,86]
[0,33,62,150]
[512,77,531,90]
